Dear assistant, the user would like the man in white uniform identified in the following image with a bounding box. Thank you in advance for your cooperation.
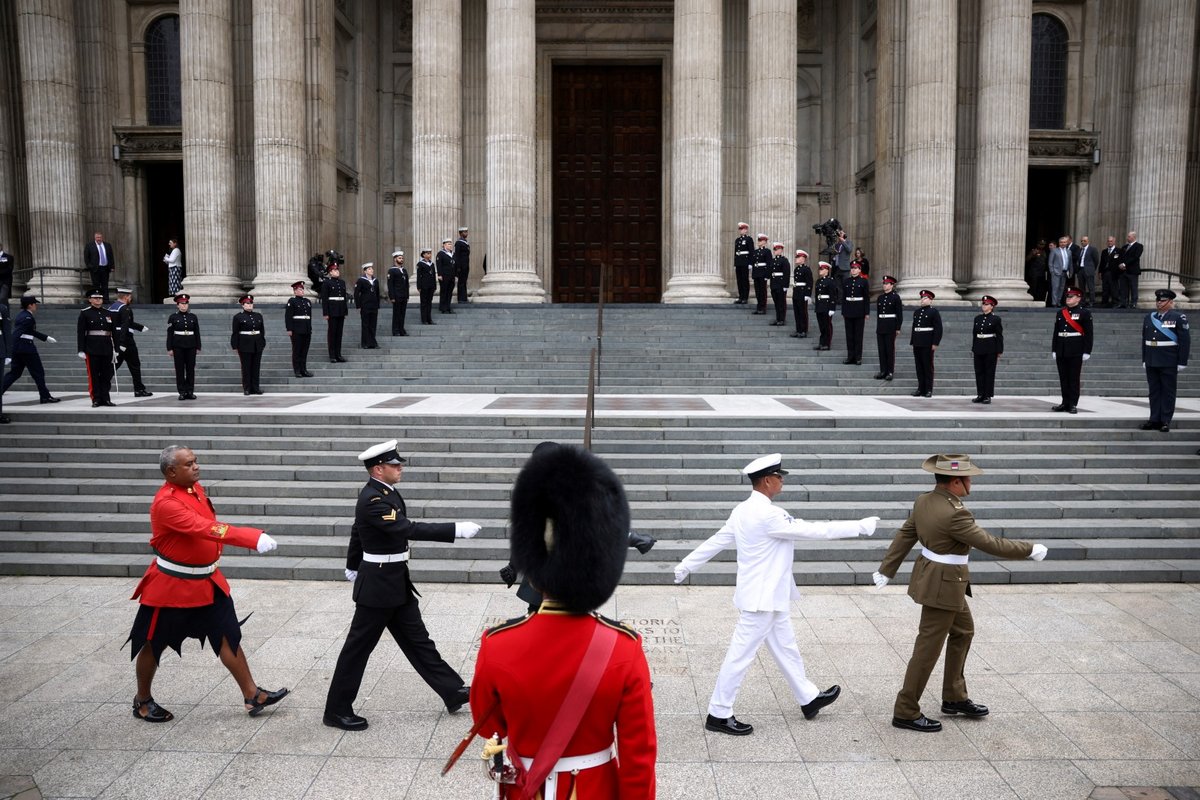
[674,454,879,735]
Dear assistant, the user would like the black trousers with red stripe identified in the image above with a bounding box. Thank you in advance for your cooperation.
[86,351,113,404]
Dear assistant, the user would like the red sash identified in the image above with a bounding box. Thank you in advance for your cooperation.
[1060,308,1084,334]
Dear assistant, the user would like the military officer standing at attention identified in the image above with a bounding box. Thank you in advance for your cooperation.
[166,293,200,401]
[454,227,471,303]
[324,440,482,731]
[320,262,349,362]
[840,262,870,364]
[353,262,380,349]
[1141,288,1190,433]
[790,249,812,339]
[231,295,266,395]
[387,250,409,335]
[769,242,789,326]
[872,455,1047,732]
[733,222,753,305]
[284,280,313,378]
[3,295,61,404]
[910,290,942,397]
[436,238,457,314]
[77,289,116,407]
[110,288,153,397]
[970,296,1003,404]
[751,233,771,314]
[813,261,838,351]
[416,248,437,325]
[874,275,902,381]
[1051,288,1092,413]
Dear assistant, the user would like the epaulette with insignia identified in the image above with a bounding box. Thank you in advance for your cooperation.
[484,613,533,638]
[593,613,640,641]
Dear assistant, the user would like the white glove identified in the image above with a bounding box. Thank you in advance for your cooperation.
[344,568,357,582]
[1028,543,1048,561]
[828,310,835,317]
[673,566,689,584]
[77,352,86,360]
[46,336,57,344]
[859,516,881,536]
[804,296,811,304]
[3,358,9,366]
[872,571,889,588]
[1051,352,1056,360]
[255,532,277,553]
[455,522,481,539]
[1179,365,1187,372]
[119,346,126,353]
[141,325,151,332]
[1081,353,1090,361]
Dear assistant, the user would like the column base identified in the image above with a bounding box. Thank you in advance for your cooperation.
[898,279,971,305]
[962,278,1044,308]
[182,274,249,305]
[474,271,547,303]
[248,274,301,304]
[23,269,84,305]
[661,274,732,304]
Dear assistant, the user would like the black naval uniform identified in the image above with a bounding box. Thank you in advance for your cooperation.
[436,248,456,313]
[166,309,201,397]
[325,477,466,718]
[769,254,789,325]
[416,257,437,324]
[841,274,871,364]
[971,311,1004,401]
[910,306,943,396]
[388,263,409,335]
[733,234,753,304]
[110,299,148,394]
[813,274,838,350]
[231,309,266,394]
[792,261,812,337]
[1051,304,1093,411]
[454,236,471,303]
[751,245,771,314]
[1142,308,1191,429]
[321,274,349,361]
[284,295,313,376]
[77,305,116,405]
[354,274,380,349]
[0,300,8,419]
[875,291,903,379]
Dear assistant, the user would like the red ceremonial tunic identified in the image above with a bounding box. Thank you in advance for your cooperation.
[471,605,657,799]
[130,481,262,608]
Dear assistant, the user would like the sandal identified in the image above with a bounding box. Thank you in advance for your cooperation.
[244,686,289,717]
[132,696,174,723]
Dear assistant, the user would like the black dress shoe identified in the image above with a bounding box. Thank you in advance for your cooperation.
[941,699,988,718]
[821,346,831,351]
[336,357,348,362]
[884,374,893,381]
[892,715,942,732]
[843,358,854,364]
[179,394,187,401]
[1160,425,1171,433]
[874,372,885,379]
[798,332,807,338]
[102,401,116,406]
[1051,404,1066,412]
[252,389,264,395]
[446,685,470,714]
[1140,421,1160,431]
[790,332,803,338]
[814,345,823,351]
[134,390,153,397]
[972,396,983,403]
[923,392,932,398]
[911,390,923,397]
[856,360,862,365]
[244,686,289,717]
[0,415,10,424]
[801,685,841,720]
[704,714,753,736]
[1067,406,1077,414]
[186,393,197,400]
[302,371,314,377]
[752,310,765,315]
[323,710,368,731]
[244,390,252,396]
[294,372,304,378]
[40,396,61,404]
[981,397,991,404]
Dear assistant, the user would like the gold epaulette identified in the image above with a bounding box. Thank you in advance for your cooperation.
[593,613,640,641]
[484,613,533,638]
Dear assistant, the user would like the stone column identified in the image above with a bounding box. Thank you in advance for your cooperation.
[899,0,960,301]
[16,0,84,303]
[477,0,543,302]
[180,0,242,302]
[1127,0,1196,306]
[873,0,905,285]
[304,0,337,254]
[0,8,20,287]
[412,0,462,260]
[967,0,1034,304]
[663,0,724,302]
[250,0,307,302]
[746,0,795,250]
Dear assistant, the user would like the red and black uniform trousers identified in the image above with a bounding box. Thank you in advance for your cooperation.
[970,313,1004,400]
[875,292,903,377]
[1052,306,1094,408]
[76,306,115,404]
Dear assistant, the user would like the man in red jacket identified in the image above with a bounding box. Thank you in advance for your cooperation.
[126,445,288,722]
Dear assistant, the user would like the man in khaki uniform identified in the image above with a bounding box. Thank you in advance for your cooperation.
[872,454,1048,732]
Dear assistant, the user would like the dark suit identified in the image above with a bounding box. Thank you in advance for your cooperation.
[77,305,115,403]
[325,478,463,716]
[387,265,409,335]
[83,241,115,301]
[1118,241,1143,308]
[230,310,266,393]
[353,275,380,348]
[110,301,148,393]
[436,249,456,312]
[3,309,53,399]
[1098,245,1119,307]
[1076,245,1099,306]
[453,237,470,302]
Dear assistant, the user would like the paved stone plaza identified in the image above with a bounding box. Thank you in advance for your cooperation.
[0,576,1197,799]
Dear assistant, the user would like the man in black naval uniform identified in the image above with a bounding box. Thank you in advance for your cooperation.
[1051,288,1092,414]
[769,243,789,326]
[284,280,313,378]
[970,295,1003,404]
[840,262,870,364]
[231,294,266,395]
[813,262,838,351]
[874,275,903,381]
[416,248,437,325]
[353,262,380,349]
[320,263,349,362]
[77,289,116,407]
[323,440,482,731]
[0,247,13,302]
[733,222,753,305]
[387,250,409,335]
[0,294,10,423]
[166,293,200,401]
[110,288,153,397]
[1141,288,1190,433]
[790,250,812,339]
[454,227,471,303]
[436,238,456,314]
[3,295,60,404]
[750,234,771,315]
[910,290,942,397]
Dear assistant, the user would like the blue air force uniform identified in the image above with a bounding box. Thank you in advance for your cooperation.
[1142,292,1190,430]
[4,305,54,401]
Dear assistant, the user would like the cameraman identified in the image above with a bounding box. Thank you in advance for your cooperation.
[833,229,853,281]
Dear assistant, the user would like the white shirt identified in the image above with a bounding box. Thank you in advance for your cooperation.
[163,247,181,268]
[678,490,862,612]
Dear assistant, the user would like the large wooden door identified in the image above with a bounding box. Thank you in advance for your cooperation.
[552,65,662,303]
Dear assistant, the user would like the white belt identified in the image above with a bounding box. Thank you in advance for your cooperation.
[772,272,784,277]
[914,327,934,332]
[845,297,864,301]
[291,315,311,320]
[360,551,410,563]
[1145,340,1177,347]
[817,295,831,300]
[878,314,896,318]
[795,283,808,287]
[20,333,34,339]
[156,556,218,576]
[87,330,111,336]
[239,330,261,335]
[975,333,996,338]
[519,746,614,796]
[921,547,969,565]
[173,330,195,335]
[1057,331,1082,337]
[326,296,345,301]
[736,251,749,256]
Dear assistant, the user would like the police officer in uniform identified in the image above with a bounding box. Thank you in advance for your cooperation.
[387,250,409,335]
[324,440,481,731]
[231,295,266,395]
[436,238,456,313]
[353,262,380,349]
[1141,288,1190,433]
[284,280,313,378]
[416,248,437,325]
[840,262,870,364]
[110,288,153,397]
[970,295,1003,404]
[813,261,838,351]
[910,290,942,397]
[454,227,471,303]
[320,263,349,362]
[77,289,116,407]
[167,294,200,401]
[790,250,812,339]
[751,234,771,314]
[769,242,789,326]
[873,455,1047,733]
[874,275,902,381]
[733,222,753,305]
[3,295,60,403]
[1051,287,1092,413]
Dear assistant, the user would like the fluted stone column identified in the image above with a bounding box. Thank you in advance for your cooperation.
[412,0,462,260]
[250,0,307,302]
[899,0,961,302]
[0,11,20,287]
[747,0,795,250]
[1127,0,1196,306]
[180,0,242,302]
[16,0,84,303]
[874,0,905,285]
[478,0,543,302]
[967,0,1034,305]
[663,0,725,303]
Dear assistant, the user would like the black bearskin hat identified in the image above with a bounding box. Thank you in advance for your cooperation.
[509,443,630,612]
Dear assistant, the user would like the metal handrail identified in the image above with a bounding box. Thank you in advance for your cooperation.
[582,262,609,451]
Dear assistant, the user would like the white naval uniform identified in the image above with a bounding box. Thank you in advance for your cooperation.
[678,490,866,717]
